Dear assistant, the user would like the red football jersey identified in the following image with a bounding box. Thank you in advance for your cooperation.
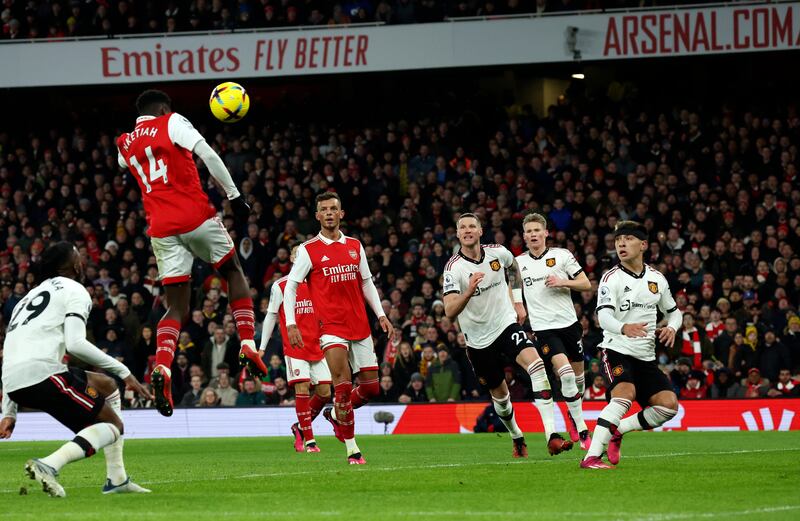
[269,276,323,361]
[116,113,216,238]
[288,233,371,340]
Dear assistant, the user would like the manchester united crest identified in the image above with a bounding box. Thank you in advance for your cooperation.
[542,344,550,355]
[612,365,624,377]
[490,260,501,271]
[546,258,556,267]
[648,281,658,294]
[348,249,358,260]
[86,387,98,398]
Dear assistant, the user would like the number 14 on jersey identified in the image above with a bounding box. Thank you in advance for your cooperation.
[128,146,168,193]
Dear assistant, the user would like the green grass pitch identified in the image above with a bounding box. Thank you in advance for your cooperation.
[1,432,798,520]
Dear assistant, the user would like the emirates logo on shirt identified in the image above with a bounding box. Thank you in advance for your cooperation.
[322,264,359,283]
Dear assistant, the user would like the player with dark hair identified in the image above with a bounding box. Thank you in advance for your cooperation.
[514,213,593,449]
[581,221,683,469]
[116,89,267,418]
[0,242,152,496]
[443,213,572,458]
[261,246,331,453]
[283,191,394,465]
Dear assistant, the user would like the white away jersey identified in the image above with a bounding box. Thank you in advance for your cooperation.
[516,247,583,331]
[2,277,92,393]
[443,245,517,349]
[596,264,678,361]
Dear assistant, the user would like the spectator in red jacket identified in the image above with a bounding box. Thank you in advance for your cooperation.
[263,247,291,284]
[680,370,708,399]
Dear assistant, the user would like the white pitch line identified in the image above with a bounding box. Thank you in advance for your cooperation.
[1,446,798,494]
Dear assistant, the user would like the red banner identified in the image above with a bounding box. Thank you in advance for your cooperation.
[393,399,800,434]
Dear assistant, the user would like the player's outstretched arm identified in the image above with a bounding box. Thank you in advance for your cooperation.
[260,283,283,356]
[64,317,153,400]
[259,311,278,357]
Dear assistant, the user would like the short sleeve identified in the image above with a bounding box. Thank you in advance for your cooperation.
[443,268,461,296]
[168,113,204,151]
[596,273,617,312]
[287,245,312,283]
[658,277,678,314]
[64,282,92,322]
[267,283,283,313]
[562,250,584,279]
[497,246,514,268]
[358,242,372,280]
[117,151,128,169]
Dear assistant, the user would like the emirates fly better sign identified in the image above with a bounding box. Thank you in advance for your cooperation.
[1,2,799,87]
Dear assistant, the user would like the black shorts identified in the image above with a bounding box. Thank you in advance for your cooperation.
[467,323,535,390]
[599,348,673,408]
[8,367,105,433]
[535,322,584,364]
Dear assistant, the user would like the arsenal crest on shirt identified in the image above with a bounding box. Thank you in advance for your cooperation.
[490,260,501,271]
[348,249,358,260]
[648,281,658,294]
[546,258,556,267]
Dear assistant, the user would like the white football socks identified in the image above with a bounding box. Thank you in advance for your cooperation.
[492,393,524,439]
[585,397,630,459]
[527,359,555,439]
[103,390,128,485]
[618,405,678,434]
[41,423,120,472]
[558,365,588,432]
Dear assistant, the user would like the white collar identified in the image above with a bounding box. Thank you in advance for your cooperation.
[136,115,156,124]
[317,231,347,245]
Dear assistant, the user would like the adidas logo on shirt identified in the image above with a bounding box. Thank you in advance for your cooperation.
[624,286,632,293]
[321,255,330,262]
[521,266,528,271]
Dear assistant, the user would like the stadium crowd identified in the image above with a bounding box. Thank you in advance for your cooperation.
[2,0,722,40]
[0,83,799,409]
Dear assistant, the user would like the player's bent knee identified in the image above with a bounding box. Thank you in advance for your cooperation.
[611,383,636,402]
[97,405,124,435]
[87,372,118,398]
[653,392,678,411]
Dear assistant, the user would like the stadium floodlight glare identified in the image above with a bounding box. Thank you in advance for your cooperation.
[572,73,585,80]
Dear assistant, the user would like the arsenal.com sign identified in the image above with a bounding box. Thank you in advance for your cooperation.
[0,2,799,87]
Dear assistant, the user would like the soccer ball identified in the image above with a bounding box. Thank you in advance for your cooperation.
[209,82,250,123]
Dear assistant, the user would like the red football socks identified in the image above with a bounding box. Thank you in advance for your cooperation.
[334,382,355,439]
[309,392,329,420]
[350,377,380,409]
[155,318,181,369]
[295,393,313,441]
[231,297,255,343]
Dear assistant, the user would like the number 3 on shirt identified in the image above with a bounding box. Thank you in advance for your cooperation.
[128,146,168,193]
